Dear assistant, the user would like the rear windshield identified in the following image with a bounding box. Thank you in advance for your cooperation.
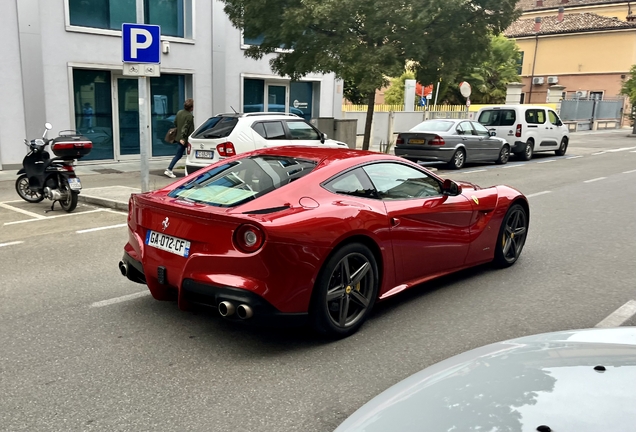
[478,110,516,127]
[410,120,454,132]
[192,116,238,139]
[168,156,317,207]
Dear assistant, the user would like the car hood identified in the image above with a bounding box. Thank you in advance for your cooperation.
[335,327,636,432]
[324,139,349,148]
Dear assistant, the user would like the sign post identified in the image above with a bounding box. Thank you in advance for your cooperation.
[122,23,161,193]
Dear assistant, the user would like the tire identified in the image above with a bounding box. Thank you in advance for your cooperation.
[310,243,379,338]
[448,148,466,170]
[493,204,529,268]
[555,138,568,156]
[15,174,44,203]
[59,177,78,212]
[520,140,533,161]
[495,145,510,165]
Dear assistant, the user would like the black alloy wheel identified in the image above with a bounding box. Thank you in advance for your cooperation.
[15,174,44,203]
[59,177,78,212]
[494,204,529,268]
[310,243,378,338]
[555,138,568,156]
[449,148,466,170]
[496,145,510,165]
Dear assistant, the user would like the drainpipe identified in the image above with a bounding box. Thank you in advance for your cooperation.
[528,17,541,104]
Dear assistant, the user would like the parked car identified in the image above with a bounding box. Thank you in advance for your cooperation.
[476,105,569,161]
[184,112,348,175]
[335,327,636,431]
[120,147,529,338]
[394,119,510,170]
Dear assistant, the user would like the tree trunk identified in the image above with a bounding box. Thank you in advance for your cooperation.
[362,91,376,151]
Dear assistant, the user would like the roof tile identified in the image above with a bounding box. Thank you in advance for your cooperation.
[504,12,636,37]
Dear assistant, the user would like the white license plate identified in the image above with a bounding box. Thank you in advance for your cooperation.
[68,177,82,190]
[196,150,214,159]
[145,230,191,257]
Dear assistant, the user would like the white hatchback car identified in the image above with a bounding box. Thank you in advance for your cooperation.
[185,113,348,174]
[476,105,569,161]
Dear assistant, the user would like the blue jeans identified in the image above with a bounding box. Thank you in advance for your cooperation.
[168,143,186,170]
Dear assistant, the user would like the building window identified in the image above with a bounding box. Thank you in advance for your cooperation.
[150,74,187,156]
[69,0,136,31]
[144,0,191,38]
[73,69,114,160]
[517,51,524,75]
[290,82,313,121]
[244,78,315,120]
[244,79,266,112]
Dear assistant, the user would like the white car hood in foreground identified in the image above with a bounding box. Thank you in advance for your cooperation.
[335,327,636,432]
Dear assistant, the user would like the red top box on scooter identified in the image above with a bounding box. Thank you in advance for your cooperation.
[51,131,93,160]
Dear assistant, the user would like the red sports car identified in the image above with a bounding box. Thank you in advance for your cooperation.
[120,147,529,337]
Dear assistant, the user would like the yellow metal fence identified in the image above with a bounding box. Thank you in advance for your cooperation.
[342,103,558,113]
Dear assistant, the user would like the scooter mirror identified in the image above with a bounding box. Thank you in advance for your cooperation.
[45,123,53,130]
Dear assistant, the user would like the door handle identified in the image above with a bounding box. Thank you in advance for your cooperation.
[390,217,400,227]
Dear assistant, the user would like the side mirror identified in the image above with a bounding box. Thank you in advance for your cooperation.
[442,179,462,196]
[45,122,53,130]
[488,129,496,137]
[320,132,327,144]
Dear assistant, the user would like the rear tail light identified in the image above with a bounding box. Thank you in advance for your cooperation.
[128,196,134,222]
[429,135,445,146]
[396,134,404,145]
[216,142,236,157]
[515,124,522,138]
[186,143,191,155]
[234,224,265,253]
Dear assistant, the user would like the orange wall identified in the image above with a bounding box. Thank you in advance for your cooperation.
[520,73,627,103]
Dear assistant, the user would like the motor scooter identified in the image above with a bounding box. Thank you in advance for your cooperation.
[15,123,93,212]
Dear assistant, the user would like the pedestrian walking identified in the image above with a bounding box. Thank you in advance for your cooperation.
[165,98,194,178]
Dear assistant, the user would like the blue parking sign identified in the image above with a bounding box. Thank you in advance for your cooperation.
[122,23,161,64]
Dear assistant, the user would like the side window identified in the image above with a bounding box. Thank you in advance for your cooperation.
[457,122,474,135]
[252,122,266,138]
[324,169,377,199]
[472,122,490,137]
[548,111,561,126]
[263,122,286,140]
[525,109,546,124]
[363,163,442,200]
[478,110,500,126]
[286,121,321,140]
[500,110,516,126]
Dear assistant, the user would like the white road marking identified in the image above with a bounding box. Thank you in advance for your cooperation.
[104,209,129,216]
[623,169,636,174]
[0,241,24,248]
[608,147,636,152]
[631,150,636,153]
[566,156,582,160]
[591,151,606,156]
[584,177,607,183]
[462,169,487,174]
[595,300,636,328]
[503,164,526,169]
[527,191,552,198]
[3,209,107,226]
[537,160,556,164]
[90,291,151,308]
[76,223,127,234]
[0,202,46,219]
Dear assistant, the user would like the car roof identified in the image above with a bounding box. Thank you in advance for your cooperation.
[478,105,553,111]
[212,112,302,120]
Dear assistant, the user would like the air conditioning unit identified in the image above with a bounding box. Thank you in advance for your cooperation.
[575,90,588,98]
[547,76,559,84]
[532,77,545,85]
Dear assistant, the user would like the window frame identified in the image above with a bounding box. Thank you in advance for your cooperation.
[322,168,379,200]
[525,109,547,125]
[258,121,287,140]
[471,122,491,137]
[362,162,443,201]
[64,0,195,42]
[456,121,475,136]
[283,120,322,141]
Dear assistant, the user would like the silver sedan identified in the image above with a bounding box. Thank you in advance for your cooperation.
[394,119,510,169]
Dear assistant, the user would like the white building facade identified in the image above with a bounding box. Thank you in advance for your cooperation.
[0,0,343,169]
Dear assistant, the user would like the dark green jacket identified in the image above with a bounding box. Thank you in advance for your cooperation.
[175,109,194,144]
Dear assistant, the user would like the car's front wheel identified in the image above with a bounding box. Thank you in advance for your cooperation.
[493,204,529,268]
[310,243,379,338]
[555,138,568,156]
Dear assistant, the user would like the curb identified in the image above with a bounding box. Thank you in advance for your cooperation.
[78,194,128,211]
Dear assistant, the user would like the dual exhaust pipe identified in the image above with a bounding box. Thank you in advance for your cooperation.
[218,301,253,320]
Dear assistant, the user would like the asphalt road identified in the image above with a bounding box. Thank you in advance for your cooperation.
[1,131,635,431]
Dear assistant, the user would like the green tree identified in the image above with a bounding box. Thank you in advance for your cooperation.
[468,35,521,103]
[221,0,520,149]
[384,72,422,107]
[343,79,367,105]
[620,65,636,133]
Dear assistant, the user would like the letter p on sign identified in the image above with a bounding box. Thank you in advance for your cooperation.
[122,23,161,64]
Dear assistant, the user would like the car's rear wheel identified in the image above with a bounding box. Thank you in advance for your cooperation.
[493,204,528,268]
[310,243,378,338]
[555,138,568,156]
[520,140,533,161]
[448,148,466,170]
[495,145,510,165]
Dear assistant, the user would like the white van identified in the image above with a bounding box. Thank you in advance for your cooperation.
[476,105,569,160]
